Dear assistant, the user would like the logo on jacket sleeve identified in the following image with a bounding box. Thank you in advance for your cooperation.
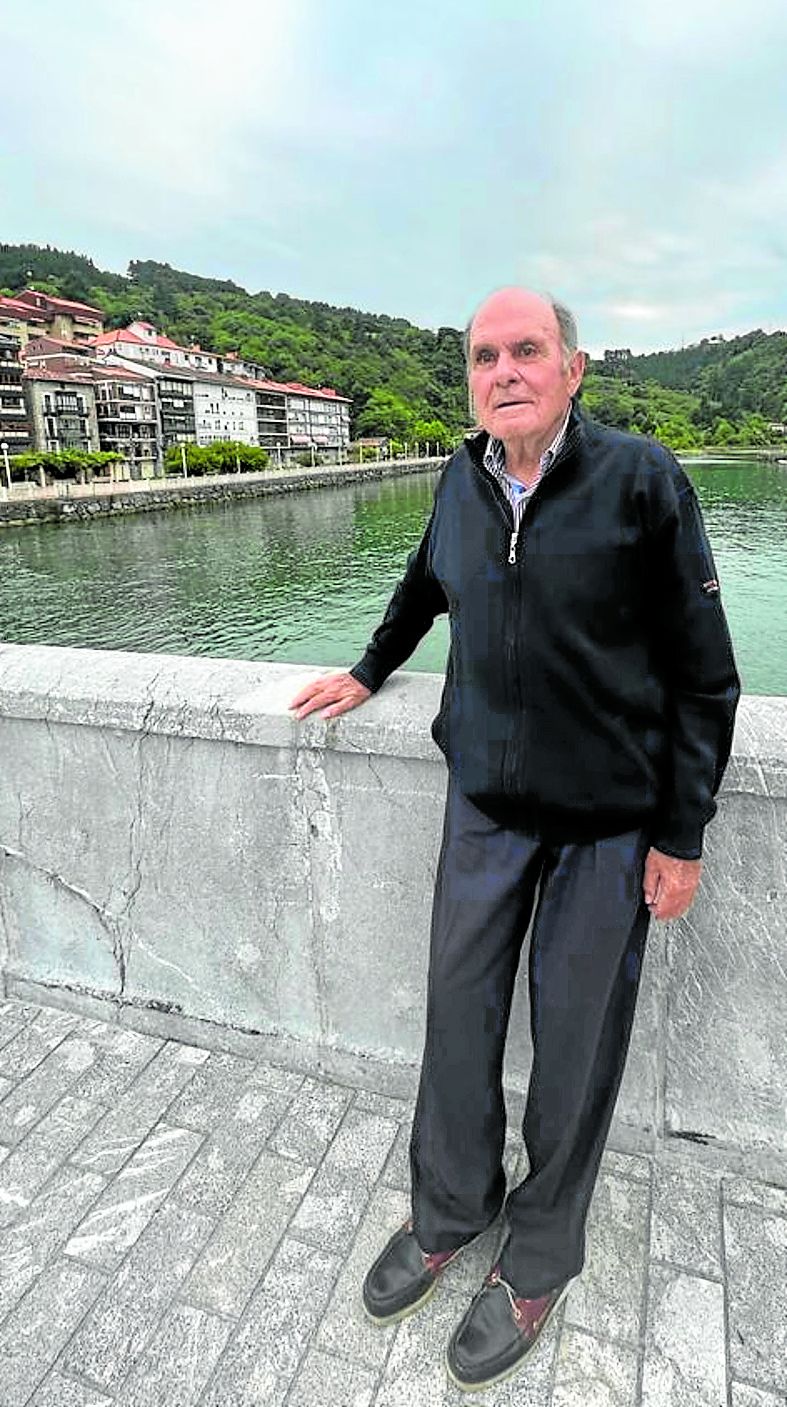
[701,578,720,596]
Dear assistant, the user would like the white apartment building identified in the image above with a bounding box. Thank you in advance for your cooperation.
[192,373,259,445]
[91,322,220,375]
[282,383,351,447]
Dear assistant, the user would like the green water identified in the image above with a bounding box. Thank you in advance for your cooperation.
[0,460,785,695]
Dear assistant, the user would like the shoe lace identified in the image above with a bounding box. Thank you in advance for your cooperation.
[485,1265,523,1322]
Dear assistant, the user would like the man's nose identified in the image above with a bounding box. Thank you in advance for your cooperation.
[495,351,522,382]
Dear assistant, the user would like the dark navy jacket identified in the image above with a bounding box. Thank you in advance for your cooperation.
[350,406,740,859]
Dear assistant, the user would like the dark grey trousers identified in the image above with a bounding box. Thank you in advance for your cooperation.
[409,778,651,1297]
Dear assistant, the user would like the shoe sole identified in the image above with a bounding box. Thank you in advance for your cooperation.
[444,1277,574,1394]
[362,1274,440,1328]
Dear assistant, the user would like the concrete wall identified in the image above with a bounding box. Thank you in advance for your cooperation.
[0,643,785,1177]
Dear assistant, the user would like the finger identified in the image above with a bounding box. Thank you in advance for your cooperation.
[645,871,662,911]
[319,695,360,719]
[289,678,333,709]
[293,689,337,719]
[289,687,319,710]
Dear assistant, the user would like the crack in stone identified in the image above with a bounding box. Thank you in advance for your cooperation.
[0,842,127,992]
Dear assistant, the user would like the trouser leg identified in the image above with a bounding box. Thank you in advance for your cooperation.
[499,827,651,1296]
[410,781,543,1253]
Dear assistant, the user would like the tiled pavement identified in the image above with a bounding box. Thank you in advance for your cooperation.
[0,999,784,1407]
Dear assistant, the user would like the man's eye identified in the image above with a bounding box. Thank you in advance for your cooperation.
[516,343,537,357]
[475,350,494,365]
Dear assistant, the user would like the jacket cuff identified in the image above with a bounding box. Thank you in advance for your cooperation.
[349,659,383,694]
[648,827,704,862]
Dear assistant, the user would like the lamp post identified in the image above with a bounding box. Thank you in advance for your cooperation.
[180,444,188,479]
[1,442,10,494]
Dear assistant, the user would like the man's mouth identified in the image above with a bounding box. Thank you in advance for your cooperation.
[495,400,531,409]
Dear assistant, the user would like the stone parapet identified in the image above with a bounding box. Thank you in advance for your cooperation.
[0,643,785,1177]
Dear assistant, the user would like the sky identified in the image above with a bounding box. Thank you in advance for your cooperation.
[2,0,787,354]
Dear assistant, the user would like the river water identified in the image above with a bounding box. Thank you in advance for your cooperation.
[0,459,785,695]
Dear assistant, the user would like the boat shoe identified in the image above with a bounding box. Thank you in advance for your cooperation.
[445,1262,573,1392]
[362,1217,466,1326]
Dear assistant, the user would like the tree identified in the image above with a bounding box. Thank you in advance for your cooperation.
[355,389,415,440]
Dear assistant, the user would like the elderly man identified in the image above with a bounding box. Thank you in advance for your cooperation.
[289,287,740,1392]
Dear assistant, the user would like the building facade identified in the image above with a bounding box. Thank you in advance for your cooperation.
[92,322,220,375]
[24,363,100,454]
[282,383,351,448]
[0,333,33,454]
[192,372,258,445]
[157,374,197,448]
[91,367,160,477]
[7,290,104,344]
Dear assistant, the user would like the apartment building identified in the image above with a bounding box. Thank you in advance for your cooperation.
[91,366,160,477]
[0,295,48,346]
[191,370,258,445]
[92,322,220,375]
[0,333,33,453]
[24,361,100,453]
[6,290,104,344]
[283,382,351,448]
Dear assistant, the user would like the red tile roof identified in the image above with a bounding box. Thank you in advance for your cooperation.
[91,328,148,347]
[251,376,350,402]
[23,357,96,383]
[0,295,47,323]
[12,290,103,320]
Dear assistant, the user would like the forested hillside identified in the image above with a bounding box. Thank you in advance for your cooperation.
[2,242,784,448]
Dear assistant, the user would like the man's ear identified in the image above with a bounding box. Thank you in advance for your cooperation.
[567,349,587,397]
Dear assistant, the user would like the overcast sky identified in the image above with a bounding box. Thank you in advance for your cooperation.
[2,0,787,353]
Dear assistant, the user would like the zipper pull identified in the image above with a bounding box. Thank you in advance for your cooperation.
[508,527,519,564]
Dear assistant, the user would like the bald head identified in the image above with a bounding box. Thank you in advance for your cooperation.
[465,288,579,370]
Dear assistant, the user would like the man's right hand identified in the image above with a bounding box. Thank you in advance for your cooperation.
[289,671,372,721]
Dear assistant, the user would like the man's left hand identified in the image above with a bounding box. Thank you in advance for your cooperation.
[643,848,702,921]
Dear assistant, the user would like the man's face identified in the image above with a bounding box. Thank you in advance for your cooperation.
[468,290,585,444]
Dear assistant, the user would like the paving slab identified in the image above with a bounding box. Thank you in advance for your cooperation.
[287,1346,378,1407]
[70,1042,209,1176]
[64,1121,203,1270]
[0,1028,102,1145]
[30,1369,112,1407]
[725,1200,787,1394]
[563,1170,650,1347]
[640,1263,727,1407]
[552,1327,640,1407]
[0,1161,105,1319]
[110,1302,233,1407]
[650,1155,723,1279]
[0,1006,77,1080]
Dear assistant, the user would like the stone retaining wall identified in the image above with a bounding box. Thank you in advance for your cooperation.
[0,459,437,527]
[0,643,785,1176]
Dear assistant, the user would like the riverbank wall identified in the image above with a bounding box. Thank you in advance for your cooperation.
[0,457,440,527]
[0,643,785,1178]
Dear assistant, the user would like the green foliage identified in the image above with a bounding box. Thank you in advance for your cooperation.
[356,389,415,439]
[9,449,122,480]
[163,441,269,476]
